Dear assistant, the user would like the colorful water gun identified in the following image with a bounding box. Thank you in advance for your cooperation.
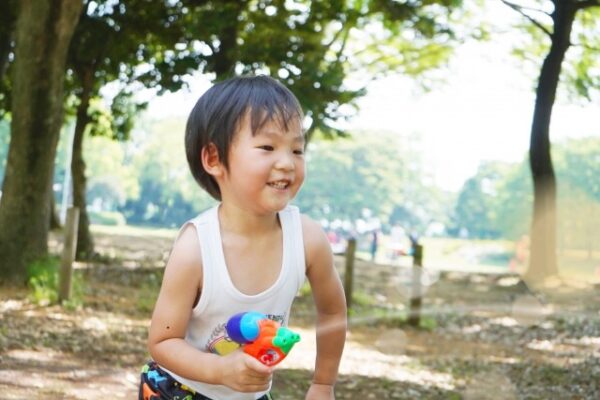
[225,311,300,366]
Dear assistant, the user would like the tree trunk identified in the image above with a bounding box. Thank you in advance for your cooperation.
[72,67,95,260]
[526,1,576,285]
[0,0,82,284]
[211,1,245,79]
[49,194,61,230]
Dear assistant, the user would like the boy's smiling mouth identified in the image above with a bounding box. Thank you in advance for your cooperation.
[267,180,291,190]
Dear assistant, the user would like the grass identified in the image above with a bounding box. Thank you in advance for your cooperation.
[27,256,61,305]
[135,275,162,314]
[26,256,85,309]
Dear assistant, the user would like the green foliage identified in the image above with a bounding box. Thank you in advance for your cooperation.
[64,105,600,246]
[135,272,162,314]
[346,0,464,91]
[67,0,193,105]
[493,161,533,239]
[78,116,450,232]
[87,177,127,211]
[121,117,215,227]
[418,316,437,331]
[453,136,600,241]
[451,160,532,240]
[562,7,600,102]
[194,0,365,137]
[295,130,448,232]
[555,137,600,202]
[554,137,600,252]
[352,290,378,307]
[452,161,515,239]
[83,134,139,202]
[84,98,114,138]
[88,210,127,226]
[26,257,85,309]
[506,3,600,103]
[27,257,60,305]
[298,281,312,297]
[171,0,466,138]
[0,0,15,117]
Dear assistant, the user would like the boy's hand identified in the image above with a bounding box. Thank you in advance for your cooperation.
[218,350,273,393]
[305,383,335,399]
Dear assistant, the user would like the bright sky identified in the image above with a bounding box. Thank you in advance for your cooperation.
[349,39,600,192]
[146,3,600,192]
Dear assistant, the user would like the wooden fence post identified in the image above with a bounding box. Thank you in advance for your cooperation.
[58,207,79,303]
[344,238,357,315]
[408,243,424,327]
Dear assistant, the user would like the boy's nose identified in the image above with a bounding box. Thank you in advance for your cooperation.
[275,152,295,171]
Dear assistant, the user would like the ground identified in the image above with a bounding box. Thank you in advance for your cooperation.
[1,226,599,399]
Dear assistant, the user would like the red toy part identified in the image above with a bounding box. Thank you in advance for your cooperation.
[242,319,286,366]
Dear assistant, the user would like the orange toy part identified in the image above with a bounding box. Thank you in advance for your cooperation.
[142,382,159,400]
[243,319,286,366]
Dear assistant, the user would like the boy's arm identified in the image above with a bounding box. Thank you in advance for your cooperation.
[302,216,347,399]
[148,224,272,393]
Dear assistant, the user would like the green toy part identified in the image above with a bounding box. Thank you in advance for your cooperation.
[272,326,301,355]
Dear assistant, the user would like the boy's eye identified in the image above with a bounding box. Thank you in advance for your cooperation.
[293,149,304,155]
[258,145,274,151]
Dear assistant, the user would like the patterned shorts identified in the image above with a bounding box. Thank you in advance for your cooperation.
[139,361,274,400]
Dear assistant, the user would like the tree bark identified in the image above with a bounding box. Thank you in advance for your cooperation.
[0,0,82,284]
[49,194,61,230]
[526,0,576,284]
[211,1,246,79]
[72,66,95,259]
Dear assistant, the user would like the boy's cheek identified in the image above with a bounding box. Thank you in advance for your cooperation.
[296,170,306,187]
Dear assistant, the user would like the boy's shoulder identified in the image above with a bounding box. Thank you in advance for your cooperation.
[167,222,203,281]
[172,223,201,257]
[171,205,219,259]
[190,204,218,225]
[298,212,322,234]
[299,212,331,259]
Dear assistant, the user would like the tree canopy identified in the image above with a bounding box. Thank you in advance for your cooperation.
[4,0,600,285]
[59,0,467,260]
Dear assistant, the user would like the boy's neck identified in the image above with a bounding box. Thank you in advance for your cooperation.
[217,203,281,236]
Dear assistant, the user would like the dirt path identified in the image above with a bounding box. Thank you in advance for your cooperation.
[0,349,138,399]
[1,228,599,399]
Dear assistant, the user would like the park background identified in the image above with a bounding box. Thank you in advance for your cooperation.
[1,0,600,399]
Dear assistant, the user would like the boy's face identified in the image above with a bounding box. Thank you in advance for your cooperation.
[219,113,305,215]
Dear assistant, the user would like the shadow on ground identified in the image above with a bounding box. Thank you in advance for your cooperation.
[0,227,599,399]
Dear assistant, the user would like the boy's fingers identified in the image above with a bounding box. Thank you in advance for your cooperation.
[244,355,273,376]
[239,383,271,393]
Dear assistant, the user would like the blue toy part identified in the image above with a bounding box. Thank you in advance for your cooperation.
[226,311,266,344]
[147,370,167,385]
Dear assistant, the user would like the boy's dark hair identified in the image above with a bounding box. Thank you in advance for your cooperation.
[185,75,304,200]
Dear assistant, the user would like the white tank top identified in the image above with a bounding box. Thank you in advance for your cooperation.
[161,205,306,400]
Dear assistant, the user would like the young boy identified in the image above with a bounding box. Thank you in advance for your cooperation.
[140,75,347,400]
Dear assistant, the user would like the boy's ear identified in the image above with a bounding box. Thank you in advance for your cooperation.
[201,143,224,177]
